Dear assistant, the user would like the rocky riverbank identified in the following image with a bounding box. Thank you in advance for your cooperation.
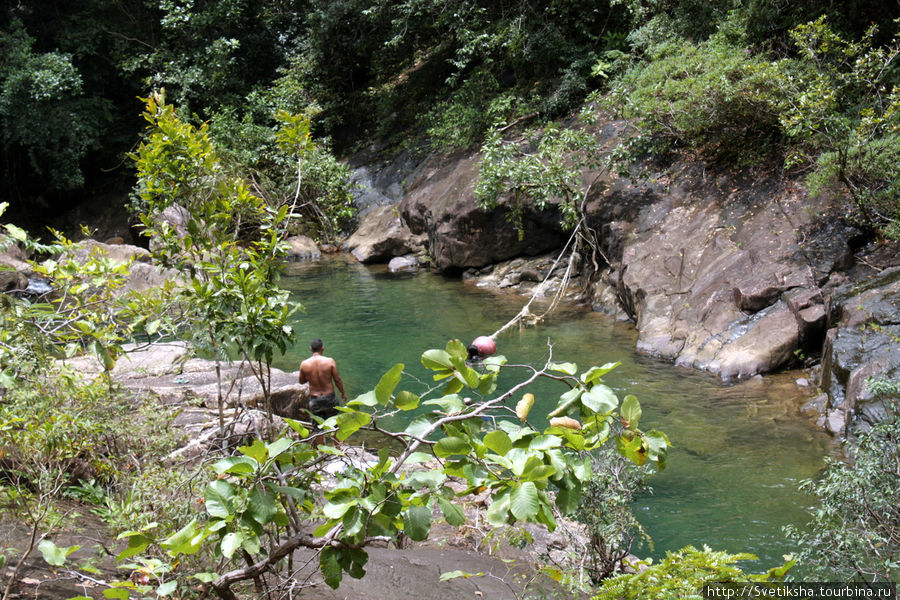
[343,123,899,437]
[5,119,895,439]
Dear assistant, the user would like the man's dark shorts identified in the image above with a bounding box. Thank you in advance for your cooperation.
[309,393,340,420]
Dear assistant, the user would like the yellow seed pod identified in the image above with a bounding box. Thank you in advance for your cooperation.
[549,416,582,430]
[516,393,535,421]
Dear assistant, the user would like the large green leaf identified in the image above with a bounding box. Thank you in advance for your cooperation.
[486,492,511,527]
[213,456,256,475]
[116,533,151,560]
[549,362,577,375]
[445,339,468,359]
[157,580,178,596]
[422,394,465,414]
[394,390,420,410]
[320,546,343,589]
[266,437,292,460]
[221,531,243,558]
[339,547,368,579]
[555,485,582,515]
[434,436,471,458]
[403,505,432,541]
[160,519,202,555]
[348,391,378,407]
[548,387,582,418]
[238,439,268,463]
[38,540,79,566]
[407,469,447,490]
[375,363,404,405]
[581,361,621,384]
[581,384,618,414]
[204,480,236,519]
[343,506,366,537]
[528,434,562,451]
[521,463,557,482]
[335,409,371,441]
[323,498,358,520]
[437,497,466,526]
[421,349,453,370]
[617,432,646,466]
[248,486,278,525]
[483,430,513,456]
[645,429,670,470]
[510,482,540,521]
[620,394,642,428]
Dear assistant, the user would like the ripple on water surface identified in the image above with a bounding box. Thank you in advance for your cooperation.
[278,257,834,570]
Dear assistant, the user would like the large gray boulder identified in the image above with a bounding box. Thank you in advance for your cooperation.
[400,153,568,271]
[345,204,424,263]
[66,239,151,265]
[63,239,178,294]
[285,235,322,261]
[611,187,825,379]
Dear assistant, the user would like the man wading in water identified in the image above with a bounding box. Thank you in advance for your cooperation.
[299,338,347,421]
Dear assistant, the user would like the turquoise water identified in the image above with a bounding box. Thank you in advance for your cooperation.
[276,256,833,570]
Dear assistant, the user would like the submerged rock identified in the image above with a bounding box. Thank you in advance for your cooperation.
[388,254,418,272]
[285,235,322,261]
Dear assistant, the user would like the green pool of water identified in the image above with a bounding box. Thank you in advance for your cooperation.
[276,256,833,570]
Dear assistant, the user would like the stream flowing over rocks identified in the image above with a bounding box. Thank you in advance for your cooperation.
[342,121,900,437]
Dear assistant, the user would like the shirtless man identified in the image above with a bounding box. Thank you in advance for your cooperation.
[299,338,347,420]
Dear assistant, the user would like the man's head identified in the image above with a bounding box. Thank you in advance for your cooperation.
[310,338,324,353]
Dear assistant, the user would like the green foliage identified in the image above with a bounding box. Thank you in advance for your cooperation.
[0,19,106,190]
[132,91,298,371]
[99,340,668,598]
[577,446,651,584]
[476,122,603,236]
[606,24,787,163]
[593,545,794,599]
[866,376,900,398]
[294,0,634,146]
[425,69,524,151]
[208,102,356,243]
[776,17,900,238]
[785,407,900,581]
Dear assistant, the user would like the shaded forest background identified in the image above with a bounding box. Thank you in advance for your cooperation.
[2,0,898,236]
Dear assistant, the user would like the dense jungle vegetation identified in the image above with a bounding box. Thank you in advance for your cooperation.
[2,0,898,237]
[1,1,899,599]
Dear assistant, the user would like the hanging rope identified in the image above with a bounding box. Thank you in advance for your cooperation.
[488,220,582,340]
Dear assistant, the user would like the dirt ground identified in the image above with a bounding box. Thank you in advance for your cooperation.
[1,509,580,600]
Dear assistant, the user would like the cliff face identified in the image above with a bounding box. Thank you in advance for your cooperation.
[346,128,899,436]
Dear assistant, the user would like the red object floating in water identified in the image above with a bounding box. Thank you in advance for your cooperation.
[472,335,496,356]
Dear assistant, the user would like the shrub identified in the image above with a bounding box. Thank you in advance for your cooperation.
[785,405,900,581]
[776,17,900,239]
[593,545,794,600]
[606,30,786,163]
[577,446,651,584]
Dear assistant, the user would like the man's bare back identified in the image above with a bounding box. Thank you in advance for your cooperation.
[299,339,346,417]
[299,355,345,398]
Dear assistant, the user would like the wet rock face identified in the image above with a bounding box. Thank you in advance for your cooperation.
[399,154,568,271]
[819,267,900,436]
[605,165,838,380]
